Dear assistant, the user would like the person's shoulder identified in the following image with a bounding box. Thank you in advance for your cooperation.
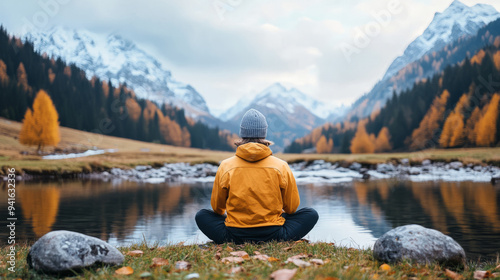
[267,155,290,168]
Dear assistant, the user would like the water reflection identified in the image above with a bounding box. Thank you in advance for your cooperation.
[1,179,499,259]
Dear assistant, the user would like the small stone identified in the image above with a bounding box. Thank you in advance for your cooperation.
[27,230,124,273]
[349,162,362,171]
[421,159,431,166]
[400,158,409,165]
[449,161,463,170]
[373,224,465,266]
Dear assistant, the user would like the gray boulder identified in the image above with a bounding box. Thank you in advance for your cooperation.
[27,230,124,273]
[373,224,465,266]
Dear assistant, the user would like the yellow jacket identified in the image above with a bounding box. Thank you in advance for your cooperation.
[211,143,300,228]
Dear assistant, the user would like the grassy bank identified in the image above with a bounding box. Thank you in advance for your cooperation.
[2,117,500,177]
[2,241,498,279]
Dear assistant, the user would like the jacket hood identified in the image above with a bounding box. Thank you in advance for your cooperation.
[235,143,272,162]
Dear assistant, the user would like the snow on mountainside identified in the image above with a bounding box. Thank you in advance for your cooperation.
[24,26,213,121]
[383,0,500,80]
[221,83,332,121]
[345,0,500,120]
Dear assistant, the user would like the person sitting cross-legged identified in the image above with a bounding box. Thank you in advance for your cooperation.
[195,108,319,244]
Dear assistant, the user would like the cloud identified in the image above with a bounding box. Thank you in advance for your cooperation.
[1,0,499,112]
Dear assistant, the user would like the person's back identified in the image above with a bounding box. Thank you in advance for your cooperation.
[195,109,318,244]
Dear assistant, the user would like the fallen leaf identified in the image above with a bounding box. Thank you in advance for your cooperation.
[291,259,311,267]
[495,264,500,271]
[226,246,234,251]
[175,261,191,271]
[126,250,144,257]
[214,252,221,260]
[252,254,270,261]
[254,251,261,255]
[156,247,166,252]
[295,239,310,243]
[379,264,391,271]
[474,271,492,279]
[151,257,169,267]
[230,251,250,259]
[310,259,325,265]
[221,256,245,264]
[115,266,134,275]
[228,266,245,274]
[445,269,462,280]
[372,274,380,279]
[286,253,310,262]
[268,257,280,262]
[270,268,297,280]
[283,247,292,251]
[176,241,185,246]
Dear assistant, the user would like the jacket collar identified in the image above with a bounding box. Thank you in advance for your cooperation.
[235,143,272,162]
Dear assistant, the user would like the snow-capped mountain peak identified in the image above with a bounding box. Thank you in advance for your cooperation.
[220,83,332,121]
[24,26,212,120]
[382,0,500,80]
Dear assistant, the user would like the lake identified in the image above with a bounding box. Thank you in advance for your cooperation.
[1,179,499,260]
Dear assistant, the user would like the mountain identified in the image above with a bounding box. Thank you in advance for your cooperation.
[24,26,216,123]
[0,26,234,151]
[220,83,333,121]
[345,0,500,120]
[222,83,333,151]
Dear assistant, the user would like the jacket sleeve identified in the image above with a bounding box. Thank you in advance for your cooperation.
[281,163,300,214]
[211,167,228,215]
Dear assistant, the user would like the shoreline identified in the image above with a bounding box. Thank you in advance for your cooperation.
[4,158,500,184]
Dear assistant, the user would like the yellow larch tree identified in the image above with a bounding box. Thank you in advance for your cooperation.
[19,90,60,152]
[350,121,375,154]
[409,90,450,150]
[475,93,500,146]
[374,127,392,152]
[464,107,482,145]
[470,49,486,65]
[17,62,30,92]
[493,51,500,71]
[316,135,334,154]
[439,93,469,148]
[0,59,8,86]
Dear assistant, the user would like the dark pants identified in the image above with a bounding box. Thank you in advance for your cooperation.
[195,208,319,244]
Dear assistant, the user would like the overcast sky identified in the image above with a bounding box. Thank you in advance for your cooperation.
[1,0,500,114]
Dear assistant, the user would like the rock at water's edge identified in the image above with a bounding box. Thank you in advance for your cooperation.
[27,230,124,273]
[373,224,465,266]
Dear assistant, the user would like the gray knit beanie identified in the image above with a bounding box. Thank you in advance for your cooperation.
[240,109,268,138]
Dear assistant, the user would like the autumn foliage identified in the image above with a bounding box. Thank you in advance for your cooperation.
[409,90,449,150]
[439,93,469,148]
[374,127,392,152]
[316,135,333,153]
[19,90,60,151]
[475,93,500,146]
[350,121,375,154]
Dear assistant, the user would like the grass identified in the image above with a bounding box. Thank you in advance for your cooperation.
[2,241,499,279]
[0,242,496,279]
[3,117,500,176]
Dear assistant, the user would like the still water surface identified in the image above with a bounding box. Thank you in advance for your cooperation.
[1,179,499,260]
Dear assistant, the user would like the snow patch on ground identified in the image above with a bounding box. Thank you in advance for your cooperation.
[43,149,117,160]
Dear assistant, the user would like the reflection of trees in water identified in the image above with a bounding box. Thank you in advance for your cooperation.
[18,186,60,238]
[350,180,500,259]
[0,180,211,244]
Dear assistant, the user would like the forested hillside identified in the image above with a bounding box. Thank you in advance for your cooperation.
[0,27,235,151]
[287,43,500,153]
